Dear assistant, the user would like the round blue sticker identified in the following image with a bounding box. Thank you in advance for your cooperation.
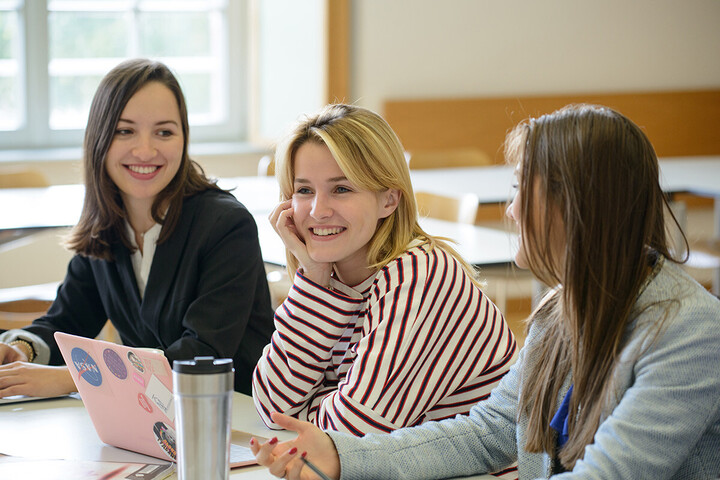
[70,347,103,387]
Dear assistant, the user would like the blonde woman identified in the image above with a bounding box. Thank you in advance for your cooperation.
[251,104,720,480]
[252,105,517,478]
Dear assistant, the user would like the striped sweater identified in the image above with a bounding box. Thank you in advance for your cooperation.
[253,243,517,438]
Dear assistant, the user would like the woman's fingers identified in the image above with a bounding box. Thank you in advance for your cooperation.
[269,199,292,227]
[271,412,311,433]
[251,436,305,479]
[267,446,301,478]
[251,436,280,466]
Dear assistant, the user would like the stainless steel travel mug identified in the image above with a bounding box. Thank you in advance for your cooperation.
[173,356,234,480]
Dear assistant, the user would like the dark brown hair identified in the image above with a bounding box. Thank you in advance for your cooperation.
[508,104,686,469]
[65,58,221,260]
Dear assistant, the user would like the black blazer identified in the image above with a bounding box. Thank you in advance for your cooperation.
[26,189,275,394]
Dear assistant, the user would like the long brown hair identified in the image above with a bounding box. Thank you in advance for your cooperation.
[65,58,221,260]
[511,104,686,468]
[275,104,481,284]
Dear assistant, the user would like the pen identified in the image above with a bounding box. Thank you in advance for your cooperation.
[301,455,333,480]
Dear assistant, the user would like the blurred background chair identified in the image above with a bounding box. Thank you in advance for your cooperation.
[0,283,56,332]
[406,148,492,169]
[0,170,55,332]
[0,168,49,189]
[257,155,275,176]
[265,265,291,310]
[415,191,479,224]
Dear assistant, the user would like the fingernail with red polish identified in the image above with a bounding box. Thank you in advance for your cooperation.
[249,438,255,446]
[288,447,297,455]
[301,451,307,458]
[269,437,278,445]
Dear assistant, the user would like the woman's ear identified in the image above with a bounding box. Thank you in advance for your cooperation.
[378,188,401,219]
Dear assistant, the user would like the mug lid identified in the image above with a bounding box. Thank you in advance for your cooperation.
[173,356,233,374]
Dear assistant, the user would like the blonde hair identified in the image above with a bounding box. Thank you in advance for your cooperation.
[275,104,480,284]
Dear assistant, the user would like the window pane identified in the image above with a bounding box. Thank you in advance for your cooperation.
[0,75,21,130]
[0,10,21,131]
[139,12,210,57]
[0,10,18,59]
[49,12,129,58]
[49,74,104,129]
[179,72,211,117]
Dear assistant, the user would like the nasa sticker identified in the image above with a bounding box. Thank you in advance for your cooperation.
[70,348,102,387]
[152,421,177,460]
[103,348,127,380]
[127,351,145,373]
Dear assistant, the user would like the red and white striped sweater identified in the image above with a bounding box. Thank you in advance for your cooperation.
[253,243,517,437]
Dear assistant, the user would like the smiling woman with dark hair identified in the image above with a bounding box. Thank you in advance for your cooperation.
[0,59,275,397]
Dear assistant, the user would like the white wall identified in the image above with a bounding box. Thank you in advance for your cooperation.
[351,0,720,113]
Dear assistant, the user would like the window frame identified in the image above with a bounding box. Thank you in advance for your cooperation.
[0,0,247,151]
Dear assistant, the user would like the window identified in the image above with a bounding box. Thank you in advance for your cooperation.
[0,0,245,150]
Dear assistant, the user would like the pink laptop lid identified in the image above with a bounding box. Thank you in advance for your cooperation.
[55,332,178,462]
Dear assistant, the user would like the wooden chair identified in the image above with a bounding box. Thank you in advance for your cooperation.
[265,265,291,310]
[257,155,275,176]
[406,148,492,170]
[415,191,480,224]
[686,239,720,296]
[0,283,57,331]
[0,299,53,331]
[0,168,49,188]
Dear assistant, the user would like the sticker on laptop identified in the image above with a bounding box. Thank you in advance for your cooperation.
[138,392,154,413]
[153,421,177,460]
[132,371,146,388]
[103,348,127,380]
[146,374,175,422]
[127,351,145,373]
[70,347,102,387]
[148,357,170,379]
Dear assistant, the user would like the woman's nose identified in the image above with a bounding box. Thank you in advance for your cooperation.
[132,137,157,161]
[505,200,516,222]
[310,193,332,219]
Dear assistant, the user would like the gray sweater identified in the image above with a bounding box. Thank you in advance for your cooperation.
[330,258,720,479]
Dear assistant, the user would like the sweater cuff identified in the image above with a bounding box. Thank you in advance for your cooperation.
[0,329,51,365]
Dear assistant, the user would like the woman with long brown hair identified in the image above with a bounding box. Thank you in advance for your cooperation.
[0,59,274,397]
[250,104,720,479]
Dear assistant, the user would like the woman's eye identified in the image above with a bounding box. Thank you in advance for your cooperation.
[295,187,312,195]
[115,128,133,136]
[335,186,352,194]
[157,129,175,137]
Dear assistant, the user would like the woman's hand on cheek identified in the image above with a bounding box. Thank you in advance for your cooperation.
[269,200,333,288]
[270,200,304,249]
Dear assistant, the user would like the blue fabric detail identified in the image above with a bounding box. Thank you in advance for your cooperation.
[550,385,573,448]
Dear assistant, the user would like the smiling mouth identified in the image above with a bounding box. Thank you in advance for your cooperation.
[126,165,160,174]
[311,227,345,236]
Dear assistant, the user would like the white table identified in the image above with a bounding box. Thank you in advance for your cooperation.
[409,156,720,293]
[0,180,518,269]
[409,156,720,202]
[0,393,495,480]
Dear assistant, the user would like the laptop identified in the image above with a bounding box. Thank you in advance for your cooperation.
[54,332,259,467]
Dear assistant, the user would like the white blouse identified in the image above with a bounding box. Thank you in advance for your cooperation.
[125,221,162,299]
